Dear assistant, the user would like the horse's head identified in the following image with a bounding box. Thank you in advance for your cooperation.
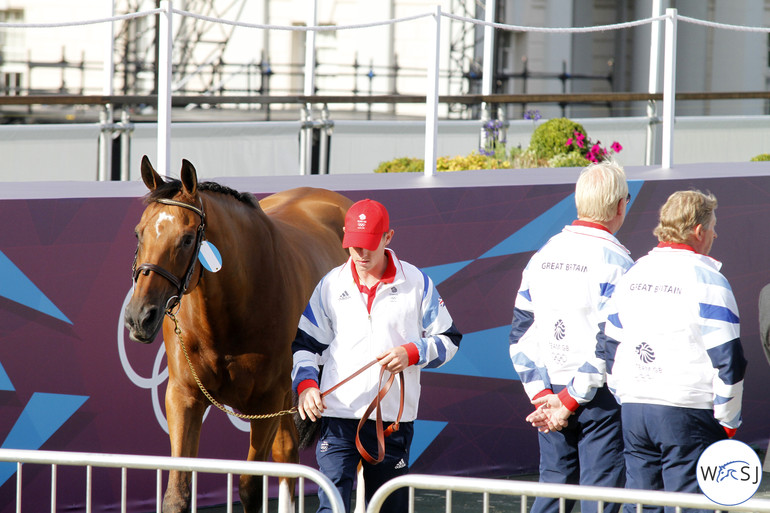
[124,156,205,344]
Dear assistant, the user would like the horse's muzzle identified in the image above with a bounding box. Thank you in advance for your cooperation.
[124,301,164,344]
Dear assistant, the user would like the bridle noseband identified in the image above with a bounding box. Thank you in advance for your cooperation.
[132,198,206,312]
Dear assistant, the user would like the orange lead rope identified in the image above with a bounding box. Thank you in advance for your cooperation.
[321,360,405,465]
[354,366,405,465]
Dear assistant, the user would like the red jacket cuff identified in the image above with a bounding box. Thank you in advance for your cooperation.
[724,426,737,439]
[297,379,319,395]
[404,343,420,366]
[558,388,580,412]
[532,389,553,401]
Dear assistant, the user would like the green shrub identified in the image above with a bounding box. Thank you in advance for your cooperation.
[548,151,591,168]
[437,152,510,171]
[750,153,770,162]
[374,157,424,173]
[529,118,587,160]
[372,116,620,172]
[375,152,513,173]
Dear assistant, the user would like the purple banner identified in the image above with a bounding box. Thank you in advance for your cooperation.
[0,172,768,511]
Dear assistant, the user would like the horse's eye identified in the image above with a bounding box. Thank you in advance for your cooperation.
[182,235,195,248]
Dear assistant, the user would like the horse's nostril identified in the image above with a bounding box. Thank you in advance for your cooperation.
[141,305,159,328]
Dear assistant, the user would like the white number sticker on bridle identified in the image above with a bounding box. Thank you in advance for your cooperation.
[198,241,222,273]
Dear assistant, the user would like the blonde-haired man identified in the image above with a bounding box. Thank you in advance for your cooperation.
[574,160,630,224]
[599,190,744,511]
[653,190,717,251]
[508,160,632,513]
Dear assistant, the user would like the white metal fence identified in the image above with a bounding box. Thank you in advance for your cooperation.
[366,474,770,513]
[7,448,770,513]
[0,448,345,513]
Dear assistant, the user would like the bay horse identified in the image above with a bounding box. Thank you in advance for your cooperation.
[123,156,351,512]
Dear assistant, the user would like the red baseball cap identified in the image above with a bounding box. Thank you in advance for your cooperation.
[343,199,390,251]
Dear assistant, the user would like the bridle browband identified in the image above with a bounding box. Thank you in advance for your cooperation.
[131,197,207,313]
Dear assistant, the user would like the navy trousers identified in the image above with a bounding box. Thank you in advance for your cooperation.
[316,417,414,513]
[621,403,726,513]
[533,384,625,513]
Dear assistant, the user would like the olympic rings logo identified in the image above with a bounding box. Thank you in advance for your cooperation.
[117,288,250,433]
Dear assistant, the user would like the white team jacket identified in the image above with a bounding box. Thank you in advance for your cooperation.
[509,222,633,399]
[292,249,461,422]
[602,246,745,428]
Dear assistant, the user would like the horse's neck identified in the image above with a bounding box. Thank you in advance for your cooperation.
[205,191,273,233]
[201,194,283,286]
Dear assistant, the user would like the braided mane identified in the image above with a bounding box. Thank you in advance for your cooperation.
[144,178,259,208]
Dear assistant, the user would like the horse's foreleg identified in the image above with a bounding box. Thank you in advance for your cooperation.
[240,417,280,513]
[162,381,207,513]
[271,395,300,513]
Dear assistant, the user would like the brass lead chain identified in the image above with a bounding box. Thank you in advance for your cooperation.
[168,312,297,420]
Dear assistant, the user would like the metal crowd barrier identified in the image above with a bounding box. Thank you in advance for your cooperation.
[5,448,770,513]
[0,448,344,513]
[366,474,770,513]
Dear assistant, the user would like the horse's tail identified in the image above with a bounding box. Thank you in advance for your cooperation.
[292,365,326,449]
[293,412,321,449]
[292,390,321,449]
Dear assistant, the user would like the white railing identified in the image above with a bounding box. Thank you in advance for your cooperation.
[0,448,345,513]
[3,4,770,178]
[366,474,770,513]
[14,449,770,513]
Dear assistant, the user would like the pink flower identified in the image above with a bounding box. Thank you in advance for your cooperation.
[566,137,573,147]
[611,141,623,152]
[575,132,585,142]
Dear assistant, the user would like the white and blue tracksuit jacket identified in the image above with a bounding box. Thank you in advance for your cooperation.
[597,245,746,430]
[509,222,633,399]
[292,249,461,422]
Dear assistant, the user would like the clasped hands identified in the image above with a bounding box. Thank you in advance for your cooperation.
[525,394,573,433]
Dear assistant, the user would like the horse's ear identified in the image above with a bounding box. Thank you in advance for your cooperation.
[180,159,198,196]
[140,155,164,191]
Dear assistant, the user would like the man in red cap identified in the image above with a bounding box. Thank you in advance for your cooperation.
[292,198,462,513]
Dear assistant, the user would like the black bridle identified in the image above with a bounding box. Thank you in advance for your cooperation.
[131,198,206,313]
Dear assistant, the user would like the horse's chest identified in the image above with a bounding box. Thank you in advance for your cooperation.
[188,354,256,385]
[220,354,258,379]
